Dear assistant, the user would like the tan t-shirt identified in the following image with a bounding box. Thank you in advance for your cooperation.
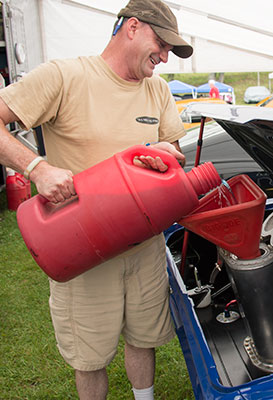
[0,55,185,174]
[1,55,187,257]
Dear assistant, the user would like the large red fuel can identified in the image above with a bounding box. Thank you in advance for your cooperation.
[17,145,221,282]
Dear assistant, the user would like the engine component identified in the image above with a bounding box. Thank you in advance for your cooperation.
[220,243,273,371]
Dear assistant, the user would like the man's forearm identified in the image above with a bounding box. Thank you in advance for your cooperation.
[0,119,39,175]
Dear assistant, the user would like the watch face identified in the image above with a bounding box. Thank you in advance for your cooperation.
[14,42,26,64]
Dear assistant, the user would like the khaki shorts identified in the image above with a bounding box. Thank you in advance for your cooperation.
[49,234,175,371]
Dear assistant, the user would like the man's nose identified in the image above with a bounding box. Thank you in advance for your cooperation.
[160,49,169,63]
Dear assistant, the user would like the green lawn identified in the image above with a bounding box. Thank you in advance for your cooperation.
[0,188,194,399]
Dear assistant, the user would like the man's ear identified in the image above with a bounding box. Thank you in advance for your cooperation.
[126,17,140,39]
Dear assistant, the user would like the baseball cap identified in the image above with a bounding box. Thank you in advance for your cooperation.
[117,0,193,59]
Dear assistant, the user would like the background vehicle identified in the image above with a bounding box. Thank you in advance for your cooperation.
[166,103,273,399]
[179,112,272,197]
[257,94,273,108]
[244,85,270,103]
[178,98,226,130]
[177,97,226,114]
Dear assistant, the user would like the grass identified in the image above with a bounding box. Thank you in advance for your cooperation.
[0,186,194,399]
[160,71,272,104]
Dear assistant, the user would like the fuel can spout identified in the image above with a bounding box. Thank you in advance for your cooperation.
[179,174,267,260]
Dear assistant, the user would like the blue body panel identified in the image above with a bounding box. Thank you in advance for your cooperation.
[165,105,273,399]
[167,247,273,400]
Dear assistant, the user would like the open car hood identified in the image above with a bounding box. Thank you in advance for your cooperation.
[185,103,273,176]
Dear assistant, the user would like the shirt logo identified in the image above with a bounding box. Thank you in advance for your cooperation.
[136,116,159,125]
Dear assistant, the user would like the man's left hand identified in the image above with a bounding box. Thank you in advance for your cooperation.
[133,142,185,172]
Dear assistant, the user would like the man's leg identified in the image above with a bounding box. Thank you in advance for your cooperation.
[125,342,155,388]
[75,368,108,400]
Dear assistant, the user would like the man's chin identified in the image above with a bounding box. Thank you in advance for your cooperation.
[144,69,154,78]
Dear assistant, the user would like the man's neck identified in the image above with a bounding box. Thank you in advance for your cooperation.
[101,42,141,83]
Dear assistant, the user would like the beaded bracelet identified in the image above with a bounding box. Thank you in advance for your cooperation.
[23,156,44,180]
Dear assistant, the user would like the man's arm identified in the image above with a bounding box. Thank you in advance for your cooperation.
[0,98,76,203]
[170,140,185,167]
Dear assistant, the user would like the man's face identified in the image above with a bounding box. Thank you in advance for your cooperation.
[128,21,173,81]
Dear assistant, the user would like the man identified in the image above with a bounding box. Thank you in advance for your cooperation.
[0,0,193,398]
[209,79,220,99]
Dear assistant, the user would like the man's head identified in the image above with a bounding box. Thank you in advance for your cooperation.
[209,79,216,87]
[117,0,193,59]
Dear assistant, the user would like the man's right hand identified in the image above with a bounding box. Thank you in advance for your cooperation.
[29,161,76,203]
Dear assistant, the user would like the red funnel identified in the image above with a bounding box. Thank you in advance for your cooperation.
[179,174,267,260]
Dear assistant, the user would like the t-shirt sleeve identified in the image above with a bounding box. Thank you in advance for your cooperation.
[156,78,186,143]
[0,61,63,130]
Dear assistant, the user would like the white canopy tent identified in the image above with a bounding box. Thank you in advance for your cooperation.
[39,0,273,75]
[4,0,273,76]
[169,0,273,74]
